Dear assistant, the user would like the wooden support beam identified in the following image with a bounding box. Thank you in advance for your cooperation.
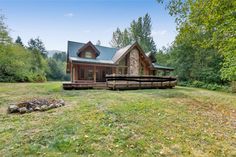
[73,65,76,82]
[93,66,96,82]
[112,67,115,74]
[71,63,74,82]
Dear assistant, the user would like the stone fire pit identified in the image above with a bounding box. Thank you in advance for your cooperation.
[8,98,65,114]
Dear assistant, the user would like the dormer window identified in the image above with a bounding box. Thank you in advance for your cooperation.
[85,51,92,58]
[77,41,100,59]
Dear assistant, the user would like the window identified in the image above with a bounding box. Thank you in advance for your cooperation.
[88,69,93,80]
[118,68,123,75]
[80,69,84,79]
[85,51,92,58]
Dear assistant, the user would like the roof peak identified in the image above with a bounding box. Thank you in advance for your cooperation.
[77,41,100,56]
[68,40,117,50]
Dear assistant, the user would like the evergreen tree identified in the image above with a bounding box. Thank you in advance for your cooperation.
[28,37,47,58]
[110,14,157,54]
[52,52,67,62]
[110,28,123,48]
[27,37,48,80]
[15,36,24,47]
[122,29,132,47]
[0,14,11,44]
[96,40,101,46]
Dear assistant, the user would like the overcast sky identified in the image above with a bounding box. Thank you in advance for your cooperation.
[1,0,177,51]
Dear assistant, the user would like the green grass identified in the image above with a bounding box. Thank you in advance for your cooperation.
[0,82,235,156]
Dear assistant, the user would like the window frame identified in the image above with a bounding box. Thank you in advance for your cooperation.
[84,51,92,58]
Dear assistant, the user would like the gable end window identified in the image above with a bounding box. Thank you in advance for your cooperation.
[85,51,92,58]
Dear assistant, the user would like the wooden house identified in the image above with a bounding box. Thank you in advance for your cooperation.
[64,41,175,89]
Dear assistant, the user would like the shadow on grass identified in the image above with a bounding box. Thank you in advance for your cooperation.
[117,87,191,99]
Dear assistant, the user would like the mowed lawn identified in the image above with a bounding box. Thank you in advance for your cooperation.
[0,82,235,156]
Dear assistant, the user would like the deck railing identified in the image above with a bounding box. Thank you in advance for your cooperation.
[105,74,177,90]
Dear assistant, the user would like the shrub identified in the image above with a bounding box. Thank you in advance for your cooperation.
[178,80,230,92]
[231,81,236,93]
[32,73,47,82]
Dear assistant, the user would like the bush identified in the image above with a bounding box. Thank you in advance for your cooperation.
[178,80,230,92]
[192,81,205,88]
[32,73,47,82]
[231,81,236,93]
[0,44,52,83]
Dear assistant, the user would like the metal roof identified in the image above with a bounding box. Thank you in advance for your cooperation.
[69,57,114,65]
[68,41,117,61]
[112,44,133,63]
[67,41,174,70]
[152,63,174,70]
[77,41,100,57]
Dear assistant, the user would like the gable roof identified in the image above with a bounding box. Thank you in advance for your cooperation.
[67,40,174,70]
[112,44,133,63]
[77,41,100,56]
[112,42,152,67]
[67,41,117,61]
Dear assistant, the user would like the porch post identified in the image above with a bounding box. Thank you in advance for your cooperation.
[70,62,73,82]
[77,64,79,80]
[73,65,76,82]
[94,66,96,82]
[163,70,166,76]
[74,65,77,81]
[112,67,116,75]
[72,66,74,82]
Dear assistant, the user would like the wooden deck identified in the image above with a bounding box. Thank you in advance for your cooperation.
[106,75,177,90]
[106,80,177,90]
[63,75,177,90]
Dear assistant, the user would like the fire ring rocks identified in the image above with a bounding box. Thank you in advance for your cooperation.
[7,98,65,114]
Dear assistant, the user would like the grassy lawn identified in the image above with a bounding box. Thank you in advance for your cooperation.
[0,82,235,156]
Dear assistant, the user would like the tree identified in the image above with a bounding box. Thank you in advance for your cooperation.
[46,56,70,81]
[156,0,236,81]
[0,44,33,82]
[96,40,101,46]
[110,13,157,54]
[110,28,132,48]
[15,36,24,47]
[46,58,64,80]
[27,37,48,80]
[130,17,143,42]
[28,37,47,57]
[156,47,171,65]
[52,52,67,62]
[110,28,124,48]
[130,14,157,53]
[122,29,132,47]
[0,14,11,44]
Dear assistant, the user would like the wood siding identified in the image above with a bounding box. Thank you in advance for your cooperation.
[78,46,97,59]
[70,46,156,83]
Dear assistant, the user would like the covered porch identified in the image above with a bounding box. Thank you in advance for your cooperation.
[64,61,176,90]
[70,62,116,83]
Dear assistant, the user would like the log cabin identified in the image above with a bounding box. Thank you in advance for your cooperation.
[64,41,175,89]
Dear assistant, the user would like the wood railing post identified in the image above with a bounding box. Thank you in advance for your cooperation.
[139,76,141,89]
[113,73,115,90]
